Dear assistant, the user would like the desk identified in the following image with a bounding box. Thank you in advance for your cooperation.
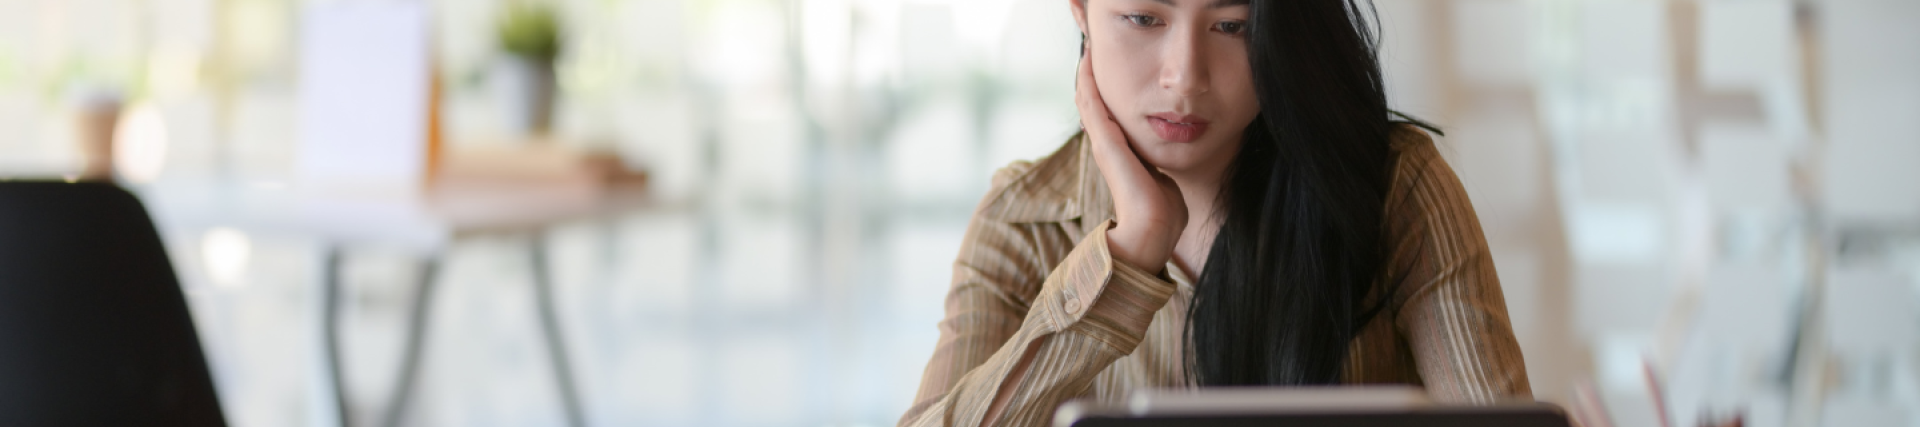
[143,178,651,427]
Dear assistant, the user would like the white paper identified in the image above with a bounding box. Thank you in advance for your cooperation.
[295,1,431,197]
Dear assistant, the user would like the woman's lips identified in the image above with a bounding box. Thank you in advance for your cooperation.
[1147,113,1209,143]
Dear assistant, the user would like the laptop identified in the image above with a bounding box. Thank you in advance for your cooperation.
[1055,386,1572,427]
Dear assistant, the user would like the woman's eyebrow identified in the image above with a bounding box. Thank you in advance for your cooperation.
[1146,0,1249,7]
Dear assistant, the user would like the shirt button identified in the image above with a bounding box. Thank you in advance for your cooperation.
[1064,296,1083,314]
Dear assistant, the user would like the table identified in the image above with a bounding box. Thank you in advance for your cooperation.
[142,177,652,427]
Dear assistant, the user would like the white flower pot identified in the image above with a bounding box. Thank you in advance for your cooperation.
[493,54,557,137]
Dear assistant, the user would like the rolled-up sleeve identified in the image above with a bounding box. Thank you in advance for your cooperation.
[1384,135,1533,403]
[900,211,1176,427]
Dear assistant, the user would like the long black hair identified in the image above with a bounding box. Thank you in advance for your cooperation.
[1185,0,1426,385]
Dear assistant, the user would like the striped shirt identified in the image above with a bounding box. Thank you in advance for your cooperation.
[899,125,1532,427]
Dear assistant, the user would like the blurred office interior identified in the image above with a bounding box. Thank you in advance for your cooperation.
[0,0,1917,426]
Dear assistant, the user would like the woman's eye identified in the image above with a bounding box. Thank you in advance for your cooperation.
[1215,20,1246,35]
[1123,14,1161,28]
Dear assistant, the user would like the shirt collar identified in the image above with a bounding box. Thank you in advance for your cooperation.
[978,131,1115,233]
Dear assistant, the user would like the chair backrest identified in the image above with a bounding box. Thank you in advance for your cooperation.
[0,181,226,426]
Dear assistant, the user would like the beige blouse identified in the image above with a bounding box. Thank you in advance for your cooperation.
[898,125,1531,427]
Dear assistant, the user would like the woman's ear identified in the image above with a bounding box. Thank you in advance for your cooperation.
[1068,0,1089,38]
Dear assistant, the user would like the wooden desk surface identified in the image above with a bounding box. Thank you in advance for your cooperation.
[140,177,654,251]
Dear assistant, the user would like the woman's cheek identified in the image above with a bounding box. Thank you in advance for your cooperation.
[1216,52,1259,127]
[1090,52,1140,116]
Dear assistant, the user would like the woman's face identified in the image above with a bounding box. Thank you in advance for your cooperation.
[1072,0,1257,176]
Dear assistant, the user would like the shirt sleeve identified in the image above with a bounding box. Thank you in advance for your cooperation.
[1382,133,1534,403]
[899,213,1177,427]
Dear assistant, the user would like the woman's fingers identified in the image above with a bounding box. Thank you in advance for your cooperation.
[1076,50,1182,272]
[1076,55,1120,149]
[1076,54,1150,195]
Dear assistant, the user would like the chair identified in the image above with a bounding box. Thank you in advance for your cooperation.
[0,181,226,426]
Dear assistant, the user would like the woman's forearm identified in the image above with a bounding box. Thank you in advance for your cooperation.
[902,222,1178,427]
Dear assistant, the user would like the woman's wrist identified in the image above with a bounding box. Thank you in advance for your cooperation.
[1106,223,1170,275]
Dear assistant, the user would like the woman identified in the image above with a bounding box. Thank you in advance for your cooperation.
[899,0,1530,426]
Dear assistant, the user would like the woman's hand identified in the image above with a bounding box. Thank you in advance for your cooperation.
[1077,49,1185,275]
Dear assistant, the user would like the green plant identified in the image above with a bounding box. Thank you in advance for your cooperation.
[497,1,562,61]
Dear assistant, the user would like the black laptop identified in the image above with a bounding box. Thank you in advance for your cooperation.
[1056,386,1572,427]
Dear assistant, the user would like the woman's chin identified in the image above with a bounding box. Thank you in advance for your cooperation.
[1133,138,1237,176]
[1134,146,1204,174]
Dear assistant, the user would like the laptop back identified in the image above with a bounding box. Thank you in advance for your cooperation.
[1056,387,1571,427]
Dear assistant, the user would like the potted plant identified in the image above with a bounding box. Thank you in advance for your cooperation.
[494,1,562,137]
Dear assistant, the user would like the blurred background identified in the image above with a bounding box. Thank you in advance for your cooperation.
[0,0,1916,426]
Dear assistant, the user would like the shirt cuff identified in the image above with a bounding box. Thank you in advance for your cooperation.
[1046,219,1179,352]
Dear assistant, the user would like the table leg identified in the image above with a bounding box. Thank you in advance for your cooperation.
[531,233,588,427]
[322,245,353,427]
[380,256,441,427]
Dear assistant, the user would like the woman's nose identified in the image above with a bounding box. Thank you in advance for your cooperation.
[1159,26,1210,98]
